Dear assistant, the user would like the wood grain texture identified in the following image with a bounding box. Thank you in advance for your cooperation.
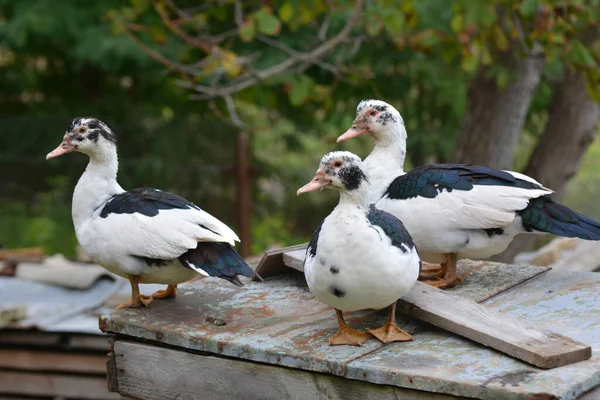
[114,340,459,400]
[400,281,591,369]
[282,249,306,272]
[254,243,308,280]
[0,370,118,399]
[0,349,107,374]
[283,250,591,369]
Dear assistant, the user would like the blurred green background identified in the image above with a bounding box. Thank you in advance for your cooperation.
[1,0,599,260]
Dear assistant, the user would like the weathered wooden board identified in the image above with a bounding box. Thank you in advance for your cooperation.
[400,283,590,369]
[283,250,590,369]
[254,243,308,280]
[0,370,118,399]
[0,349,107,374]
[0,331,108,350]
[112,340,459,400]
[101,267,600,399]
[348,270,600,400]
[100,275,419,376]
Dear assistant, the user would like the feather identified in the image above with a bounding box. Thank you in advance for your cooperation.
[180,242,262,286]
[520,195,600,240]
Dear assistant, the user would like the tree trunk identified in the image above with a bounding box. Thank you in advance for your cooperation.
[453,45,545,170]
[492,71,600,263]
[235,131,252,258]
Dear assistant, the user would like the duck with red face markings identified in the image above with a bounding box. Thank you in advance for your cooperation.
[298,151,420,346]
[46,117,261,310]
[338,99,600,289]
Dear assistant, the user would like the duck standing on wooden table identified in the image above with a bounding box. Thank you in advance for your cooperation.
[337,99,600,288]
[46,117,260,310]
[297,151,420,346]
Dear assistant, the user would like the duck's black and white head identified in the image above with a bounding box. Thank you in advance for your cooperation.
[297,151,369,195]
[46,117,117,160]
[337,99,405,144]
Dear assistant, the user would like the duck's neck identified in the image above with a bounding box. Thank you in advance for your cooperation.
[363,123,407,203]
[335,183,370,213]
[72,145,123,228]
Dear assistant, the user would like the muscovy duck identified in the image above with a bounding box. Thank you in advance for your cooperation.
[297,151,420,346]
[46,117,260,309]
[337,99,600,288]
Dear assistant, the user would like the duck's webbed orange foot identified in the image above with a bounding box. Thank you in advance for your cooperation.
[116,294,153,310]
[151,284,178,300]
[421,274,463,289]
[367,323,413,343]
[419,262,446,280]
[329,326,372,346]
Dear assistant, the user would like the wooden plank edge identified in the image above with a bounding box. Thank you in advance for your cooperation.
[113,340,458,400]
[400,281,591,369]
[282,249,591,369]
[107,335,119,393]
[253,243,308,280]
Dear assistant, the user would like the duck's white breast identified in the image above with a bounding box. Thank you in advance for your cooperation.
[305,212,420,312]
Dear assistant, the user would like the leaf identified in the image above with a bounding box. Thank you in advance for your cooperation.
[150,26,167,44]
[569,40,595,68]
[366,20,383,37]
[221,50,243,77]
[278,2,294,23]
[289,75,314,106]
[461,53,479,73]
[493,26,509,51]
[239,18,255,42]
[519,0,538,16]
[450,15,464,32]
[255,8,281,36]
[192,13,207,29]
[480,4,497,27]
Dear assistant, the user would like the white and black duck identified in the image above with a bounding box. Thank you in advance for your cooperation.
[337,99,600,288]
[297,151,420,346]
[46,117,260,309]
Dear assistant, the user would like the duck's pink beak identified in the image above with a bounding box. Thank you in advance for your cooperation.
[46,136,77,160]
[297,169,331,195]
[337,124,368,143]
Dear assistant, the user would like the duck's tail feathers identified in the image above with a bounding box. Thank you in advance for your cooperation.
[520,195,600,240]
[180,242,262,286]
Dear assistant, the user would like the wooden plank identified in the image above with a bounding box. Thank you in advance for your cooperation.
[0,370,119,399]
[400,282,590,369]
[283,250,591,369]
[253,243,307,280]
[282,249,306,272]
[114,340,459,400]
[0,247,44,261]
[0,349,106,374]
[107,336,119,393]
[0,331,62,347]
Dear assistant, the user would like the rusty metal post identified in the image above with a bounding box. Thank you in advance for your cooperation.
[235,131,251,257]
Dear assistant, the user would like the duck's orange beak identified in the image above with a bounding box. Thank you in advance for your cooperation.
[297,169,331,195]
[46,136,77,160]
[337,124,368,143]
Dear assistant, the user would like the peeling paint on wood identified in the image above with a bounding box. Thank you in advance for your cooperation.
[100,263,600,399]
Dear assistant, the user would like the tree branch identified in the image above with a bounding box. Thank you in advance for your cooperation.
[255,34,339,74]
[123,23,205,76]
[234,1,244,27]
[182,0,364,99]
[225,95,246,127]
[512,12,531,54]
[154,2,212,52]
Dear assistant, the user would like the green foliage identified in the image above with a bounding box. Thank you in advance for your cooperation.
[1,0,599,256]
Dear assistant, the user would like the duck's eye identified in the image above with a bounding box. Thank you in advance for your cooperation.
[369,110,377,116]
[77,127,87,134]
[332,160,343,168]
